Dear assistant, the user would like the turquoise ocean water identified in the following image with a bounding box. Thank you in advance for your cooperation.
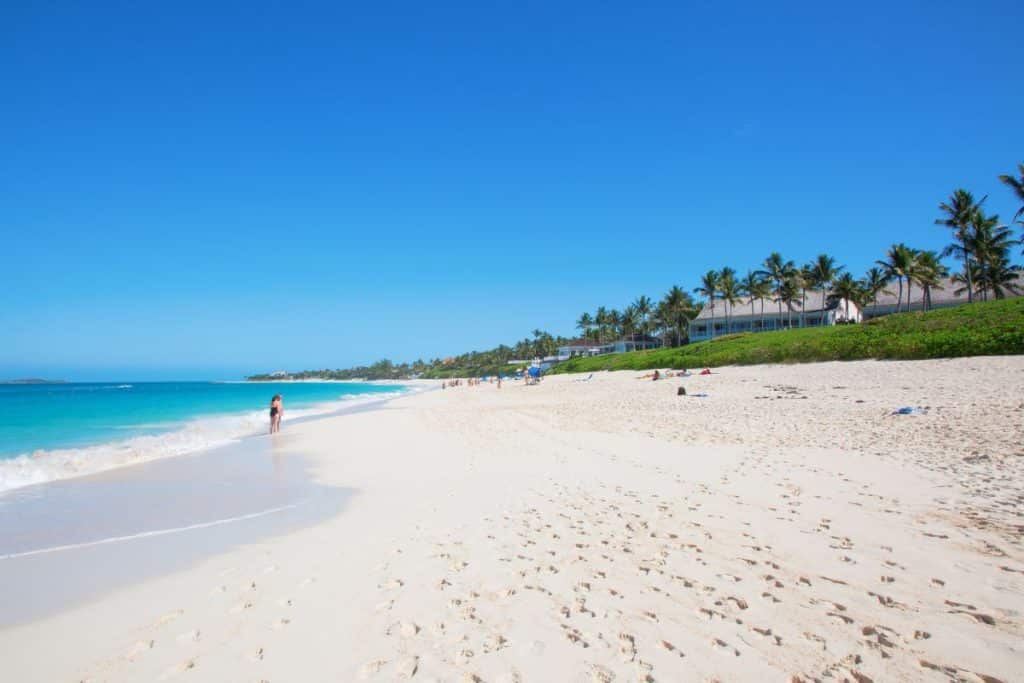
[0,381,407,491]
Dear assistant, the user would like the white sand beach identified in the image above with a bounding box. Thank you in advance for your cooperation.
[2,357,1023,682]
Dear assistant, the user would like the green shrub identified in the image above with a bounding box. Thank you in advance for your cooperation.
[548,298,1024,374]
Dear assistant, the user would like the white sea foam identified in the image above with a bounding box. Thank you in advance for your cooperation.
[0,389,413,493]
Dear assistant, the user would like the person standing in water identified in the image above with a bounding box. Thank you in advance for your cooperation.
[270,394,283,434]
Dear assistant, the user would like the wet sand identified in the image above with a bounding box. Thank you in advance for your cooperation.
[0,431,349,627]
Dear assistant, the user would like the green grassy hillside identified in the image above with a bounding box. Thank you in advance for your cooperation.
[549,298,1024,374]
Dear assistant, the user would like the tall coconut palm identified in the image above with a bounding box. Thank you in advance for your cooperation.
[659,285,695,347]
[740,270,771,332]
[757,252,795,330]
[998,162,1024,225]
[594,306,610,342]
[798,264,814,328]
[937,189,984,303]
[829,273,862,321]
[861,266,890,316]
[969,210,1016,301]
[632,295,653,337]
[910,251,948,311]
[718,267,741,335]
[809,254,843,326]
[620,306,639,344]
[575,312,593,341]
[777,275,801,329]
[694,270,721,339]
[877,243,916,313]
[980,256,1022,298]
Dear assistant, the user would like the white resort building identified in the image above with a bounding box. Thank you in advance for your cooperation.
[556,335,662,360]
[689,296,861,343]
[689,276,1021,343]
[859,276,1018,319]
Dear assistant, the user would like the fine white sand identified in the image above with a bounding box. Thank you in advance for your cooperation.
[2,357,1023,682]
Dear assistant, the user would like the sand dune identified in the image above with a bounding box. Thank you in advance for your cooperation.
[1,357,1022,681]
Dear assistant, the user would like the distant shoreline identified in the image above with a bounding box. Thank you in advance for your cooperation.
[1,379,66,385]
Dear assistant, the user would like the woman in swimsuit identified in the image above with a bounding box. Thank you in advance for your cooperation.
[270,394,283,434]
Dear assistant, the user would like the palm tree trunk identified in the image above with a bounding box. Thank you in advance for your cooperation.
[906,280,912,313]
[964,253,974,304]
[897,279,903,314]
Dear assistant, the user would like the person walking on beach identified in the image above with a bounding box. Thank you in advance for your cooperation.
[270,394,283,434]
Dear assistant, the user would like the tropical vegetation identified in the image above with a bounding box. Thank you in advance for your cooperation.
[549,297,1024,374]
[250,162,1024,380]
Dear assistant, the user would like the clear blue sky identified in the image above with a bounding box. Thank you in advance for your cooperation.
[3,1,1022,380]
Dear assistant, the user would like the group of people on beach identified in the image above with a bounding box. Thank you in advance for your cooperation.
[441,375,505,390]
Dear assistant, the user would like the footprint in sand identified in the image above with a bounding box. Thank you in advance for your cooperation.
[175,629,200,644]
[158,658,195,680]
[617,632,637,662]
[127,639,154,660]
[395,655,419,678]
[358,658,388,679]
[150,607,185,627]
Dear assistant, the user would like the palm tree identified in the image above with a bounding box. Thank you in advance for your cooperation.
[777,275,801,328]
[937,189,984,303]
[981,256,1022,298]
[608,309,623,340]
[829,273,862,321]
[718,267,741,335]
[910,250,948,311]
[861,266,890,316]
[594,306,610,342]
[969,210,1015,301]
[740,270,771,332]
[877,243,916,313]
[659,285,695,347]
[694,270,721,338]
[757,252,795,330]
[575,312,593,341]
[798,264,814,328]
[998,162,1024,225]
[632,295,653,338]
[809,254,843,326]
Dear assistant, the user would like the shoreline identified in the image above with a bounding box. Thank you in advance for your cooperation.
[0,381,430,495]
[1,358,1022,681]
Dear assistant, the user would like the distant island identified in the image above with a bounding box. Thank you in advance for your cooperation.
[1,379,67,384]
[247,332,577,383]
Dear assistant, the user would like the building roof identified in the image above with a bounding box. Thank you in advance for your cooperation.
[693,296,843,320]
[614,335,662,343]
[557,338,607,348]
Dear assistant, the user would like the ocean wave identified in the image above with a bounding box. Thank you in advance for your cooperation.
[0,389,411,494]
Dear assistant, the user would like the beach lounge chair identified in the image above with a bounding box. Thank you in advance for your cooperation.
[574,373,594,383]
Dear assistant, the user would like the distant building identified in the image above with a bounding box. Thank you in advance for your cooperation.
[689,296,861,343]
[556,340,614,359]
[861,277,1020,319]
[611,335,663,353]
[556,335,662,360]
